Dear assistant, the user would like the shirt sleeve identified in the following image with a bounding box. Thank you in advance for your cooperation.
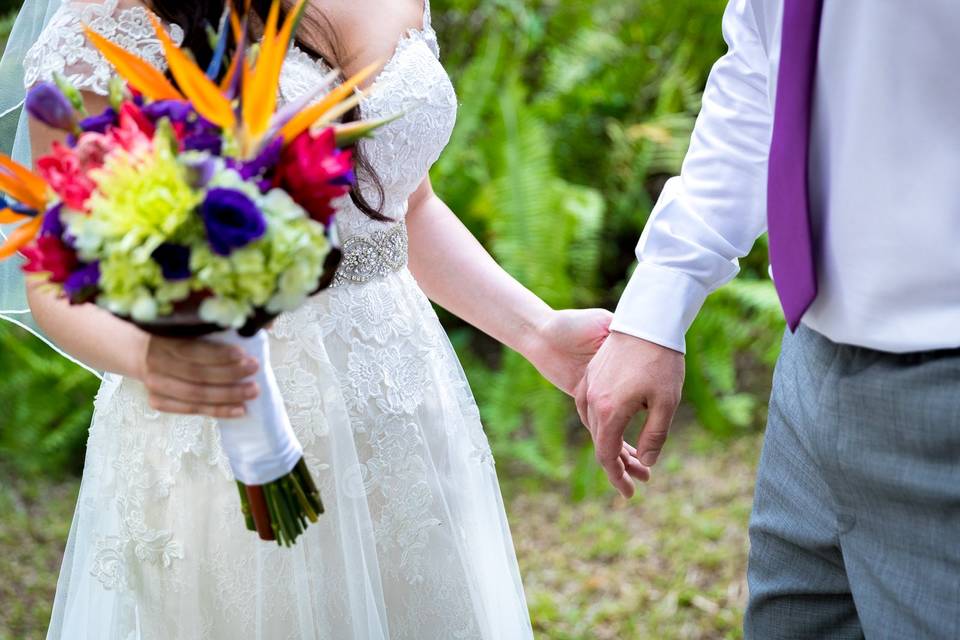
[610,0,773,353]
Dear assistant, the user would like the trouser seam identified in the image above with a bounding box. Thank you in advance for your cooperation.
[806,333,849,546]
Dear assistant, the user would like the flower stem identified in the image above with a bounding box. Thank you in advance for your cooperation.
[244,483,275,541]
[236,480,256,531]
[233,457,324,546]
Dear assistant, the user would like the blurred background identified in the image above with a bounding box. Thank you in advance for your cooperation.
[0,0,785,638]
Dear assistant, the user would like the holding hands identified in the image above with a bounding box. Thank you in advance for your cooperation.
[525,309,651,487]
[575,331,685,498]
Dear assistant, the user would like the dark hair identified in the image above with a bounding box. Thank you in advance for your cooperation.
[147,2,220,74]
[147,0,388,221]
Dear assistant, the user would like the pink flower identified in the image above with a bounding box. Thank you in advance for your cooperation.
[108,102,154,153]
[37,142,97,211]
[21,235,78,284]
[275,128,355,226]
[73,132,115,172]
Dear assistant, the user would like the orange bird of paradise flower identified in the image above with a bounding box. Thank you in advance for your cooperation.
[0,156,50,260]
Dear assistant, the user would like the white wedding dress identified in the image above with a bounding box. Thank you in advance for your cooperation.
[29,1,533,638]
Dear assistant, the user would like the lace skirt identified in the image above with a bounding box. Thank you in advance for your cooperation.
[46,269,533,639]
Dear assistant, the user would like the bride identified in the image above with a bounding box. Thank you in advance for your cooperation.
[3,0,648,637]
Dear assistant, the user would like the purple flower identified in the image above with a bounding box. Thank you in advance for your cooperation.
[152,243,193,280]
[239,137,283,181]
[40,203,64,238]
[39,203,77,248]
[79,107,117,134]
[142,100,193,124]
[333,169,355,187]
[200,188,266,256]
[63,261,100,303]
[182,154,218,189]
[183,130,223,155]
[26,82,77,132]
[145,104,223,155]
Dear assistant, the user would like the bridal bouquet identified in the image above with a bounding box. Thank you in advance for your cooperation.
[0,0,388,546]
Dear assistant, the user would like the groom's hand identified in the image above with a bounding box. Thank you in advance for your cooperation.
[576,332,685,497]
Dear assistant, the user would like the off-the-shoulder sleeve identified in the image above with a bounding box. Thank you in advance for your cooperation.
[23,0,184,96]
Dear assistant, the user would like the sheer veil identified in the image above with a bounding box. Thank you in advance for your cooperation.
[0,0,102,377]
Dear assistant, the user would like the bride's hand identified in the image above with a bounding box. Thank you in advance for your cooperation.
[526,308,614,396]
[525,308,650,484]
[137,336,261,418]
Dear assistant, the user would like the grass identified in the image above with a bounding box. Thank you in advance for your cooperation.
[0,473,78,640]
[0,426,760,640]
[511,428,758,639]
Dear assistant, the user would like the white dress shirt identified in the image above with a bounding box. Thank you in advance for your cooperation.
[611,0,960,354]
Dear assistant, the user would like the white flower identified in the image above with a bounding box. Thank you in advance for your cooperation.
[199,297,250,329]
[130,295,159,322]
[260,188,308,223]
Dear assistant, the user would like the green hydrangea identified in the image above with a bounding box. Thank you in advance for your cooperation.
[74,142,203,260]
[192,186,330,325]
[93,251,193,322]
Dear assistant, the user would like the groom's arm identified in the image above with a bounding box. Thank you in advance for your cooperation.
[580,0,773,495]
[612,0,772,353]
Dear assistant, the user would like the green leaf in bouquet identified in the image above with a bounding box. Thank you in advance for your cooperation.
[333,114,403,147]
[108,76,130,111]
[52,72,86,116]
[154,117,181,156]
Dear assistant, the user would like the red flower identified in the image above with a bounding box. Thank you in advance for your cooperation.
[120,101,155,138]
[21,235,78,284]
[37,142,97,211]
[108,102,153,153]
[172,121,188,143]
[275,128,354,226]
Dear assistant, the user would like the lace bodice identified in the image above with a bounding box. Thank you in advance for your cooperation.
[24,0,184,96]
[24,0,458,245]
[278,7,457,242]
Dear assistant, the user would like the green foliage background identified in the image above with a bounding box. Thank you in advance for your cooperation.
[0,0,784,487]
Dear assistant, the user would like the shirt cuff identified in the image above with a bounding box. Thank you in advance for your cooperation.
[610,263,709,354]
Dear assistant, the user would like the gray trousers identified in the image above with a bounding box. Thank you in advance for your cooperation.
[745,326,960,639]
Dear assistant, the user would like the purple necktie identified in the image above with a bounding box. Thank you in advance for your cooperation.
[767,0,823,330]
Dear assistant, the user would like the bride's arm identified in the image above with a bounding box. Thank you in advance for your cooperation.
[25,99,258,417]
[406,178,647,479]
[406,179,549,350]
[406,177,609,397]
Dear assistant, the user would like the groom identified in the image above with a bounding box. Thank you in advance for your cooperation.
[578,0,960,637]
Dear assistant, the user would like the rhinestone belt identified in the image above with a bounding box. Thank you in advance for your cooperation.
[331,224,409,287]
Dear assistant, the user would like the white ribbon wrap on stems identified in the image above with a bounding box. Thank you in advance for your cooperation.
[213,329,303,485]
